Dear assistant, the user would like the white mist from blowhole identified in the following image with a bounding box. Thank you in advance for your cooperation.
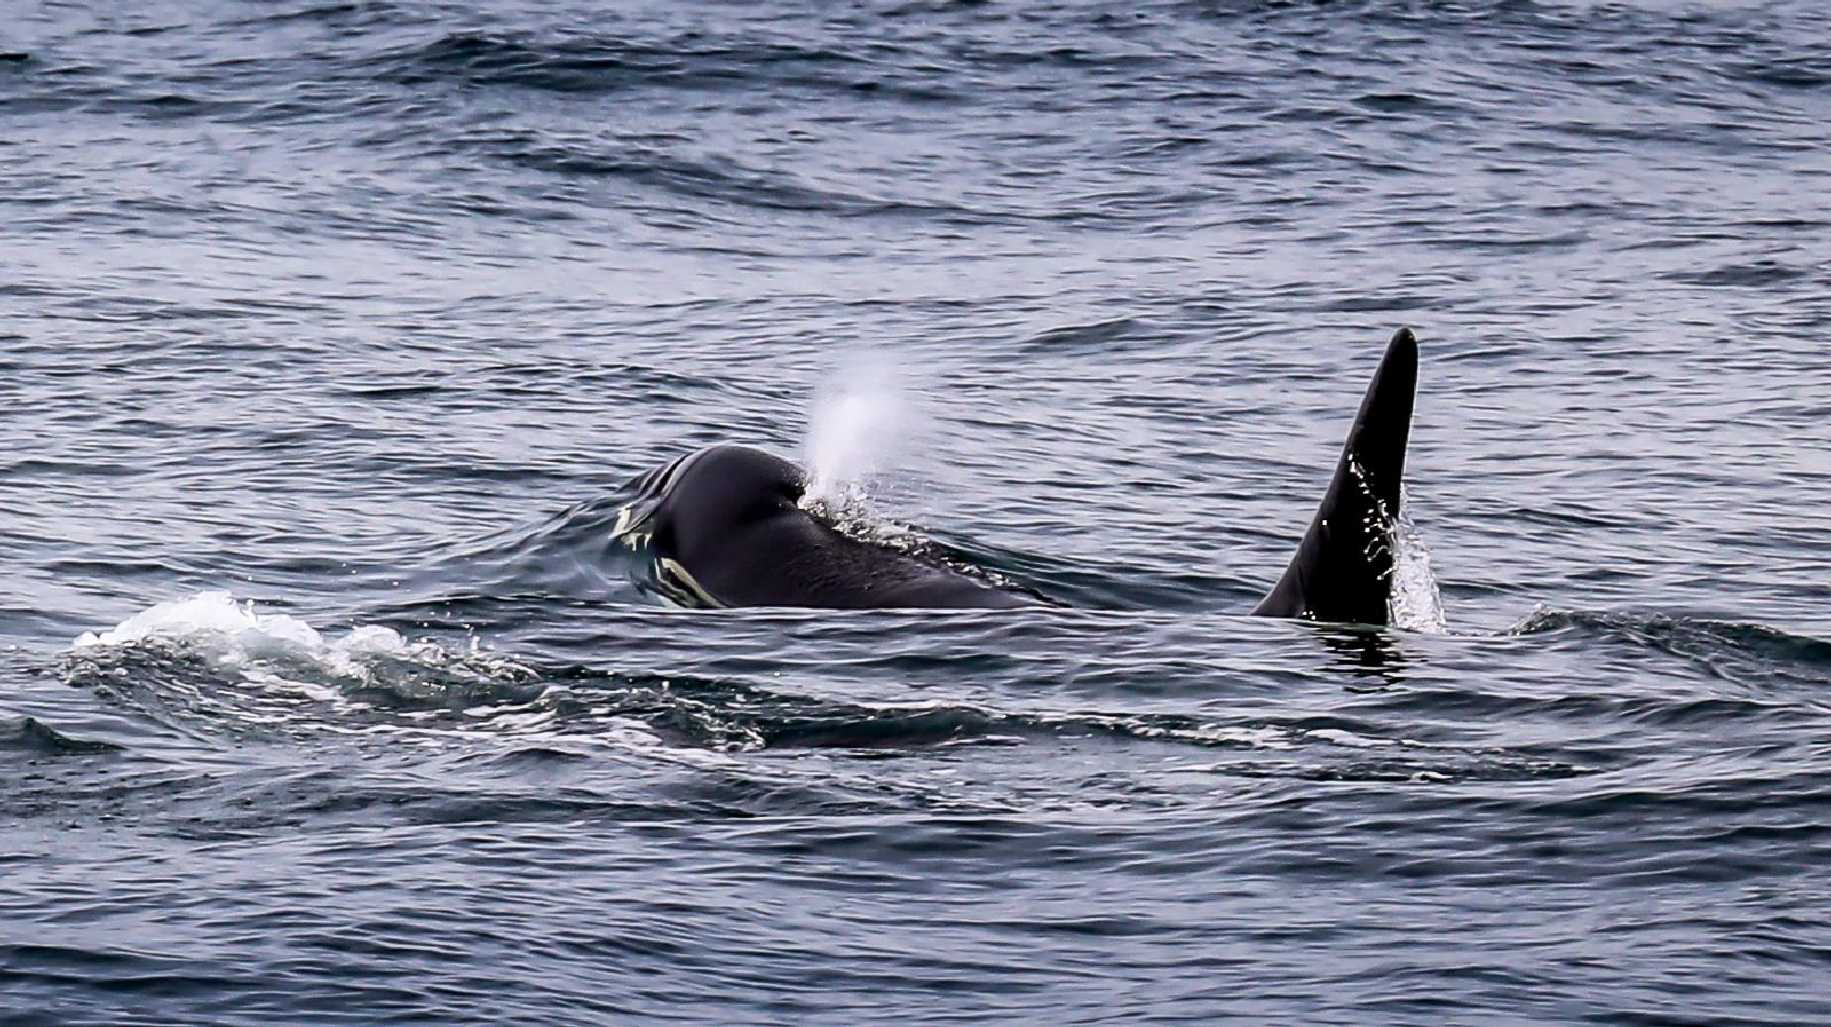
[799,355,929,536]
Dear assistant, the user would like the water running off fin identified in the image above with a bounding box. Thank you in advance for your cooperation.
[1253,327,1418,626]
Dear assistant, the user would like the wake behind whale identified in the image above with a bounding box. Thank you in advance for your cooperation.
[615,328,1420,625]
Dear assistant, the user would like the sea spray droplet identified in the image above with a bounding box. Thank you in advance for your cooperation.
[1387,485,1448,634]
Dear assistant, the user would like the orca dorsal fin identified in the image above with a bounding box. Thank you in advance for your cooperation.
[1252,327,1418,626]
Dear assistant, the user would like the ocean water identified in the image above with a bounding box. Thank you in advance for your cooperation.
[4,1,1830,1023]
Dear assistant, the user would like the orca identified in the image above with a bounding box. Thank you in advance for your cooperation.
[1253,326,1417,624]
[614,327,1418,625]
[614,446,1027,609]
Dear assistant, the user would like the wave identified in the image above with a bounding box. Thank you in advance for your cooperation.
[467,131,1030,227]
[378,29,959,104]
[62,593,1573,785]
[1511,607,1831,678]
[0,716,122,757]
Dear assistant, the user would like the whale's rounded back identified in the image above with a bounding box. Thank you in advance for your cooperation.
[614,444,1025,610]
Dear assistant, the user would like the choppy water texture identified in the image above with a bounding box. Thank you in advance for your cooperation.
[4,1,1830,1023]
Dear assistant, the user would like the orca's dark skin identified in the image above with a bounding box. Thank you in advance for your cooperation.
[617,327,1419,624]
[1253,327,1417,624]
[616,446,1026,609]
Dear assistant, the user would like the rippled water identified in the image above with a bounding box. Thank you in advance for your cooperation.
[4,1,1829,1023]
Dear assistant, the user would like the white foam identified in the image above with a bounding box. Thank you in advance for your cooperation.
[77,590,332,650]
[64,594,737,762]
[73,590,413,682]
[1307,727,1396,749]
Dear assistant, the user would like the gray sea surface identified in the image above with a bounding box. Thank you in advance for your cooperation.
[3,1,1829,1023]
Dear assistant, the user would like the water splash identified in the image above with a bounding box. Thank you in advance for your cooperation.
[70,591,533,699]
[76,590,415,681]
[800,354,920,517]
[1388,486,1448,633]
[63,592,595,749]
[1344,459,1444,633]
